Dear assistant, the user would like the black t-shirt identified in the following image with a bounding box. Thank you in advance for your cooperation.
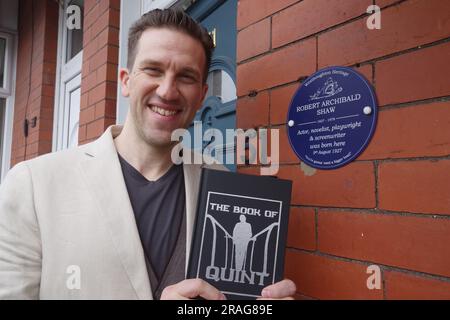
[118,154,185,281]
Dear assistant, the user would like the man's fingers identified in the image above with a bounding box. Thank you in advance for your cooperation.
[161,279,226,300]
[261,279,296,299]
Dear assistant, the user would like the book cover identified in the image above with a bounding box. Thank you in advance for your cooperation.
[187,168,293,300]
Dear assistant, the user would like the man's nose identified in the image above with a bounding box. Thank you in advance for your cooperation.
[156,75,179,101]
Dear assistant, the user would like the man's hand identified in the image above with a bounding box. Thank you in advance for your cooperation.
[161,279,227,300]
[258,279,296,300]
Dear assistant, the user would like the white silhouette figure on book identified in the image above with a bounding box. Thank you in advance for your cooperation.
[232,215,253,271]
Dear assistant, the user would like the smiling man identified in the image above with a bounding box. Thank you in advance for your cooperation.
[0,8,295,300]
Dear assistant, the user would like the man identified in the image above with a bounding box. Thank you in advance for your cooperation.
[0,9,295,300]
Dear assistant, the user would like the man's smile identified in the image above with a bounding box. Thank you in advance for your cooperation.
[147,104,182,119]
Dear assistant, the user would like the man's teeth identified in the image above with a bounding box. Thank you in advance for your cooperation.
[150,105,178,116]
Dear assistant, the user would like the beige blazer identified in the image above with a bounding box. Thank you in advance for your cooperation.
[0,125,225,299]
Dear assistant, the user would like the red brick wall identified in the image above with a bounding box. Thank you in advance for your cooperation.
[79,0,120,144]
[10,0,58,166]
[236,0,450,299]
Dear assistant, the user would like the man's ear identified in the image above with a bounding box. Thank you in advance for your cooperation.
[119,68,131,98]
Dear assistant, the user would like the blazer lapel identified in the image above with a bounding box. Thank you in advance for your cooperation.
[183,162,202,274]
[182,152,228,275]
[80,126,152,300]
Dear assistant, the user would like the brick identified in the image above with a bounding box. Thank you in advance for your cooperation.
[10,0,59,161]
[277,162,375,208]
[37,140,52,154]
[92,7,120,32]
[319,210,450,278]
[237,0,297,30]
[270,83,298,125]
[287,207,316,251]
[78,125,87,144]
[83,36,98,60]
[26,142,39,156]
[84,0,98,15]
[41,84,55,97]
[104,117,116,128]
[273,0,370,48]
[360,101,450,160]
[95,99,116,119]
[88,83,105,106]
[96,63,118,83]
[80,93,89,110]
[90,45,119,71]
[98,0,112,15]
[236,166,261,176]
[84,71,98,92]
[79,105,96,126]
[378,160,450,215]
[355,64,373,85]
[237,18,270,62]
[237,38,316,97]
[97,27,120,48]
[318,0,450,67]
[285,250,383,299]
[86,119,106,140]
[87,81,117,106]
[376,42,450,106]
[90,46,109,73]
[39,128,53,142]
[376,0,401,8]
[27,131,40,145]
[385,271,450,300]
[275,125,298,164]
[105,81,118,100]
[236,91,269,129]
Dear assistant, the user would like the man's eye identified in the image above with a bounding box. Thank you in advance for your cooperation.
[143,67,162,75]
[180,75,197,83]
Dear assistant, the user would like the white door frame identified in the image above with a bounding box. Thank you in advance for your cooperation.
[0,30,17,182]
[53,0,83,151]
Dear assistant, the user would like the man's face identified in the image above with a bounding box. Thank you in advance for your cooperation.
[120,28,208,148]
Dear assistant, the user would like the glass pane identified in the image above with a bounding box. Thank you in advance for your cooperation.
[0,38,6,88]
[0,98,6,171]
[205,69,236,103]
[220,71,237,103]
[67,87,80,148]
[66,0,84,62]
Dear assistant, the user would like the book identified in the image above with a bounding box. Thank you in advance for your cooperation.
[187,168,293,300]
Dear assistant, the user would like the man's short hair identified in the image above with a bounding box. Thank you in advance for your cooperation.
[127,8,214,83]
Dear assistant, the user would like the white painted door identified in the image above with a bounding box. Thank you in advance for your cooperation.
[53,0,83,151]
[62,73,81,149]
[0,30,16,182]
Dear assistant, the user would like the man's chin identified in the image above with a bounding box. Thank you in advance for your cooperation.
[143,133,176,149]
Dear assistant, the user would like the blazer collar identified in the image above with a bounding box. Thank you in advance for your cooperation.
[80,125,203,296]
[80,125,153,299]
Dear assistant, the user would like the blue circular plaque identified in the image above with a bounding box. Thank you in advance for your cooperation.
[287,66,377,169]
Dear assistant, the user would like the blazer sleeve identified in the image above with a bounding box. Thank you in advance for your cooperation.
[0,162,42,299]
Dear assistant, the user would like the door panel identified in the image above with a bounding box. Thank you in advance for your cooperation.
[63,74,81,149]
[187,0,237,171]
[54,0,83,151]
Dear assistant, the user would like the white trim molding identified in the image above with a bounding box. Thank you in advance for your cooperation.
[0,30,17,182]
